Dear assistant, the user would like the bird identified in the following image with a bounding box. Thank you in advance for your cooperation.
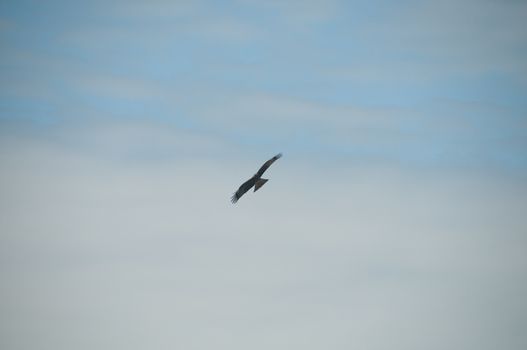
[231,153,282,203]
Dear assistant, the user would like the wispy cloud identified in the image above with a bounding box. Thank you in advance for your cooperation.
[106,0,206,19]
[74,75,170,101]
[239,0,343,25]
[336,0,527,81]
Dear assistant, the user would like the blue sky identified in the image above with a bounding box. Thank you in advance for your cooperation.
[2,0,526,168]
[1,1,527,350]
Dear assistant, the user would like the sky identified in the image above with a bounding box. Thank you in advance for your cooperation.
[1,0,527,349]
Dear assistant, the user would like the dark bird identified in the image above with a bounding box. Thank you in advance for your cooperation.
[231,153,282,203]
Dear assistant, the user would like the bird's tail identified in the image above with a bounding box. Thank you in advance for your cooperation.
[254,178,268,192]
[231,193,239,203]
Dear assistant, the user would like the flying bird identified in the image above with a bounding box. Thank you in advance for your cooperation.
[231,153,282,203]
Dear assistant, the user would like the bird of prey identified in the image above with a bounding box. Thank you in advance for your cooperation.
[231,153,282,203]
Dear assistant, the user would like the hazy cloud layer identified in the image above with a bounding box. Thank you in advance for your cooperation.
[1,124,527,350]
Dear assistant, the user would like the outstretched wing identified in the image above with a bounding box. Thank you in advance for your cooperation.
[255,153,282,177]
[231,176,257,203]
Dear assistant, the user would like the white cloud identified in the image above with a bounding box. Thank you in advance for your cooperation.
[64,0,262,48]
[342,0,527,79]
[187,90,526,168]
[190,16,262,42]
[106,0,205,20]
[239,0,343,25]
[1,123,526,349]
[75,75,170,101]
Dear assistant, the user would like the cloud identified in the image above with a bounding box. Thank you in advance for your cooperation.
[335,0,527,81]
[0,18,13,31]
[0,120,240,164]
[106,0,205,20]
[188,90,527,168]
[73,75,170,101]
[238,0,343,25]
[62,0,263,48]
[189,16,262,42]
[1,122,526,349]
